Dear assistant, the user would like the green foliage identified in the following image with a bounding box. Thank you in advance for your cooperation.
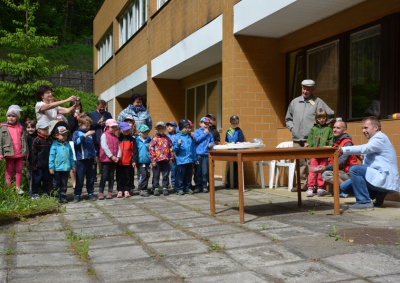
[65,230,91,262]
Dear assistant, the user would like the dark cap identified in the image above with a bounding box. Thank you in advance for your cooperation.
[206,114,216,120]
[230,115,239,123]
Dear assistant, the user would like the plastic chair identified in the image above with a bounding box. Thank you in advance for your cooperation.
[256,141,295,191]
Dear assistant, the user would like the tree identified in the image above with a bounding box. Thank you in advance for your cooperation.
[0,0,67,119]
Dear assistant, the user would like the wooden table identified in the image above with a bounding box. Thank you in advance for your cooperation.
[208,147,340,223]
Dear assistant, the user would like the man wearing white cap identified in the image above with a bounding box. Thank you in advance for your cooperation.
[285,79,334,192]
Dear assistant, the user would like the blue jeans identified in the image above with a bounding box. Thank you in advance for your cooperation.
[32,167,51,195]
[176,163,193,192]
[75,159,95,196]
[194,155,209,190]
[170,160,176,187]
[340,165,384,204]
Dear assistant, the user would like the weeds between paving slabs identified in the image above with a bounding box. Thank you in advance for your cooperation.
[65,230,92,262]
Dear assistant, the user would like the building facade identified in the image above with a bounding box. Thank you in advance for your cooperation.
[94,0,400,195]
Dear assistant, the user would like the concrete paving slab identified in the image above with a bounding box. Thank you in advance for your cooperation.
[259,226,322,241]
[114,214,160,224]
[63,212,104,221]
[324,252,400,277]
[68,218,115,229]
[215,214,259,223]
[101,208,149,217]
[161,211,206,220]
[64,207,100,215]
[8,266,93,283]
[135,229,192,243]
[15,240,68,254]
[188,271,270,283]
[14,221,64,232]
[126,221,175,233]
[149,239,209,256]
[0,269,6,283]
[150,205,193,214]
[89,236,137,249]
[89,245,149,263]
[259,261,355,282]
[188,224,245,237]
[92,258,176,282]
[226,245,303,268]
[207,231,271,249]
[370,274,400,282]
[72,225,123,237]
[163,252,246,278]
[242,219,290,231]
[15,231,66,242]
[171,217,221,227]
[14,253,80,268]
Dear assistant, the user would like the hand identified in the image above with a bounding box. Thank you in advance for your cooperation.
[304,142,309,147]
[111,156,119,163]
[68,96,77,102]
[208,143,213,148]
[132,162,136,168]
[71,168,76,173]
[86,130,95,136]
[152,162,157,167]
[49,169,54,174]
[178,139,182,145]
[204,128,209,135]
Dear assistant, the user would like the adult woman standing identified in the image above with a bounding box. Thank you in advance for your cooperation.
[117,93,152,129]
[35,85,77,123]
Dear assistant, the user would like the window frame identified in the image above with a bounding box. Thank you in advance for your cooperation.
[118,0,148,49]
[97,29,113,70]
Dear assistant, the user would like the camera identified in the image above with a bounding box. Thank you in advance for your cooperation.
[76,97,80,101]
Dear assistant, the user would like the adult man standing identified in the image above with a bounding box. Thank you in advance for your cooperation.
[314,120,359,196]
[339,116,399,210]
[285,79,334,191]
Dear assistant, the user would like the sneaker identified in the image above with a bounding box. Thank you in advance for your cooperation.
[106,192,113,199]
[73,195,81,203]
[124,191,131,198]
[88,194,97,201]
[15,188,24,195]
[202,188,209,193]
[58,198,68,204]
[185,189,194,194]
[193,188,200,193]
[176,190,184,195]
[31,194,40,200]
[42,193,49,198]
[153,189,160,196]
[339,192,349,198]
[140,190,150,197]
[306,188,314,197]
[347,202,374,210]
[162,188,169,196]
[117,191,123,198]
[97,193,105,200]
[317,188,331,197]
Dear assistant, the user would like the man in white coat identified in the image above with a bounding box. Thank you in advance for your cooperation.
[339,116,399,210]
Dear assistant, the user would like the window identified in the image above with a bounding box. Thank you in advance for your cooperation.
[119,0,148,47]
[97,30,113,69]
[185,79,222,130]
[287,22,388,120]
[157,0,169,10]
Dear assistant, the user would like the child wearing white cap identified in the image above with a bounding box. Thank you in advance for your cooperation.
[0,105,28,195]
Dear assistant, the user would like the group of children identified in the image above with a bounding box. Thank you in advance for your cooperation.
[0,102,247,203]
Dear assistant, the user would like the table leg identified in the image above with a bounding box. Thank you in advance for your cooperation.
[296,159,302,206]
[237,154,244,224]
[209,156,216,214]
[333,149,340,215]
[230,162,234,189]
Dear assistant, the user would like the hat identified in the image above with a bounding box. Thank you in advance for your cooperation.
[6,105,22,119]
[105,119,118,127]
[179,119,190,130]
[230,115,239,123]
[166,122,177,127]
[155,121,166,128]
[200,117,211,123]
[119,122,131,131]
[206,114,216,120]
[301,79,315,86]
[124,115,134,122]
[36,120,49,130]
[187,119,193,127]
[138,124,150,132]
[48,120,68,135]
[55,126,69,135]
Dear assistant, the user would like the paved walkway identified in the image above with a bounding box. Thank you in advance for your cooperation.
[1,183,400,282]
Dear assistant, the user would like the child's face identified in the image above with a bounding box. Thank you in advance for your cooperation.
[110,125,119,133]
[167,125,176,133]
[6,115,18,125]
[38,127,49,136]
[80,122,91,131]
[140,131,149,138]
[316,117,327,125]
[121,129,130,136]
[55,133,68,142]
[200,121,209,129]
[230,121,239,129]
[26,124,36,135]
[181,125,190,134]
[155,126,165,135]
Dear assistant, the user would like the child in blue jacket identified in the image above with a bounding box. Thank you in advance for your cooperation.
[173,119,197,195]
[225,115,244,188]
[49,125,75,203]
[193,117,214,193]
[134,124,152,197]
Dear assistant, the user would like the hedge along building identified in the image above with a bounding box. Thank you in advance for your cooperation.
[94,0,400,196]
